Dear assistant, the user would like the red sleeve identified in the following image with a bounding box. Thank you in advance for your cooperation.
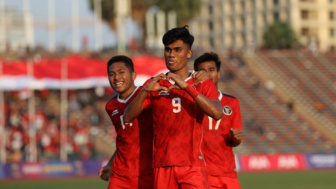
[198,79,218,100]
[232,99,243,130]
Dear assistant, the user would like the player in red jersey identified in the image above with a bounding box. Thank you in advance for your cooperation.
[123,26,223,189]
[98,55,154,189]
[194,52,243,189]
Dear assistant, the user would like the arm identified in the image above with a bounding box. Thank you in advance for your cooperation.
[123,74,168,123]
[167,73,223,120]
[123,87,149,123]
[98,151,116,181]
[192,93,223,120]
[192,71,223,120]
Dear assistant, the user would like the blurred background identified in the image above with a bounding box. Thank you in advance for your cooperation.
[0,0,336,188]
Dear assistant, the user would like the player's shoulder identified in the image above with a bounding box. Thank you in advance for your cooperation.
[201,78,212,84]
[194,78,213,88]
[105,95,119,109]
[222,93,237,99]
[142,77,154,86]
[221,93,240,104]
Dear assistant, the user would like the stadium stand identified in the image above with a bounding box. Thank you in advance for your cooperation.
[2,50,336,162]
[4,88,115,162]
[219,50,336,154]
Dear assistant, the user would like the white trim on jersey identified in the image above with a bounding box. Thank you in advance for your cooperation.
[199,126,206,166]
[218,90,223,101]
[168,72,194,85]
[117,86,140,103]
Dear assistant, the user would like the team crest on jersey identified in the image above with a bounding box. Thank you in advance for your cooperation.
[159,90,170,96]
[223,106,232,115]
[111,109,119,116]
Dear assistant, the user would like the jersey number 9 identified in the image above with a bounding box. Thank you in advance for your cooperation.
[172,97,181,113]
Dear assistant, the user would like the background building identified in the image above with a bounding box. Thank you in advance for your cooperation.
[0,7,34,52]
[191,0,336,52]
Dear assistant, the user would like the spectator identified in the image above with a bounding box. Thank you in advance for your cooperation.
[4,88,113,162]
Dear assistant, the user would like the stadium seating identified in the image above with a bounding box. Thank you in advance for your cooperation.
[3,50,336,162]
[4,88,114,162]
[218,50,336,154]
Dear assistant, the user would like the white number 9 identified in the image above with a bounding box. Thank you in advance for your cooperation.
[172,97,181,113]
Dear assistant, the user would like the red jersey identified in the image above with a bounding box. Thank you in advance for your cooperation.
[203,91,243,178]
[142,74,218,168]
[105,87,153,177]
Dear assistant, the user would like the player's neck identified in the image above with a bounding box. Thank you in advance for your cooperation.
[119,85,136,100]
[172,67,190,80]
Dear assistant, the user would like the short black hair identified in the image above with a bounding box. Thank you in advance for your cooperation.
[194,52,221,71]
[107,55,134,73]
[162,25,194,48]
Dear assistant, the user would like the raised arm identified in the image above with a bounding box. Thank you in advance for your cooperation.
[123,73,168,123]
[167,73,223,120]
[193,94,223,120]
[123,87,148,123]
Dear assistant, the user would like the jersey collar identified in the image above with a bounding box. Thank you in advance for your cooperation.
[117,86,139,103]
[167,71,194,85]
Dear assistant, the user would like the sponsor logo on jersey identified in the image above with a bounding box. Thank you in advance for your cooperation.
[111,109,119,116]
[159,90,170,96]
[223,106,232,115]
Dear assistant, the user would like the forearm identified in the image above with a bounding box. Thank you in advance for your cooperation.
[106,151,116,166]
[184,84,223,120]
[194,95,223,120]
[123,88,148,123]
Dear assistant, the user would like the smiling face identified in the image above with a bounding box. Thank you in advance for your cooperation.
[196,60,221,88]
[164,39,193,76]
[108,62,136,97]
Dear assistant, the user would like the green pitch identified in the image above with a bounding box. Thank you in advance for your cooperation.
[239,170,336,189]
[0,177,108,189]
[1,170,335,189]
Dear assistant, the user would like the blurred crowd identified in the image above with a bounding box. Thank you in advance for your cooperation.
[3,87,115,162]
[2,45,335,162]
[0,45,158,163]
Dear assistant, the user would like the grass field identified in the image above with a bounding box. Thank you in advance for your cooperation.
[1,170,335,189]
[239,170,336,189]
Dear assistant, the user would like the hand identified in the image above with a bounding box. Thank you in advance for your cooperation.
[230,129,242,146]
[166,72,188,91]
[192,70,209,85]
[99,165,112,181]
[144,73,168,92]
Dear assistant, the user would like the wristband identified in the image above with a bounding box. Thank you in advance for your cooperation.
[185,84,200,99]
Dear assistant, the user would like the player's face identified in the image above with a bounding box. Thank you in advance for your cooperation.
[108,62,136,95]
[164,40,193,73]
[196,61,221,87]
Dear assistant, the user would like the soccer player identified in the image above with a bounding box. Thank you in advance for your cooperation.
[194,52,243,189]
[123,26,223,189]
[99,55,154,189]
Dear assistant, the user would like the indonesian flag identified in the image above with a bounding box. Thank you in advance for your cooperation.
[0,55,168,91]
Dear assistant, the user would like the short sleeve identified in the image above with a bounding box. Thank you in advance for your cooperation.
[198,79,218,100]
[232,99,243,130]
